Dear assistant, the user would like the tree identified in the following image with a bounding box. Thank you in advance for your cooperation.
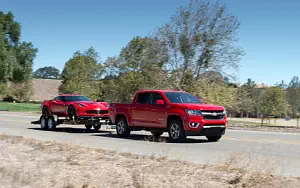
[33,66,60,79]
[0,11,37,101]
[157,0,243,89]
[259,87,286,123]
[102,37,169,102]
[235,79,256,117]
[59,47,103,98]
[286,76,300,117]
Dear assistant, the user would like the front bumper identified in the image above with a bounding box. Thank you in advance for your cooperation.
[77,116,111,124]
[183,115,227,136]
[185,125,226,136]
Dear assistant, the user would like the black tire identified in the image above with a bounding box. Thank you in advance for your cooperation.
[151,132,163,138]
[40,116,48,130]
[42,106,50,116]
[116,117,131,138]
[206,136,222,142]
[47,116,56,130]
[68,105,77,120]
[85,124,92,130]
[93,123,101,131]
[168,120,186,142]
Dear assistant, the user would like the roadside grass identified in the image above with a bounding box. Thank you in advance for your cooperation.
[0,102,41,112]
[0,134,299,188]
[228,120,266,127]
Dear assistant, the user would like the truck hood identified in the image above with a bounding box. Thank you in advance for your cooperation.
[76,101,109,109]
[171,103,225,111]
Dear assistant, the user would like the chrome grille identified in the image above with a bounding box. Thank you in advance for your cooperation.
[201,110,225,120]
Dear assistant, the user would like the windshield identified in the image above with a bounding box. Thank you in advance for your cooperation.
[164,92,201,104]
[61,96,91,102]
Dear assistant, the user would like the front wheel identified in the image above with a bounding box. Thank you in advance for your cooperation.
[206,136,222,142]
[68,105,77,120]
[116,117,131,138]
[168,120,186,142]
[93,123,101,131]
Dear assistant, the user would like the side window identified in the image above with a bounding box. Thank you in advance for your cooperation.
[136,93,150,104]
[151,93,165,104]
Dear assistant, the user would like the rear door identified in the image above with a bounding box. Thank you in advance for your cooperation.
[131,92,151,127]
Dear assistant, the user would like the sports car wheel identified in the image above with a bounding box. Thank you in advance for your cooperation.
[68,105,77,120]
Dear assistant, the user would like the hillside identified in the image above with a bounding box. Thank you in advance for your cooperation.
[31,79,62,101]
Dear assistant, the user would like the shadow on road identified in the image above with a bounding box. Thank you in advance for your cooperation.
[28,127,113,134]
[93,133,211,144]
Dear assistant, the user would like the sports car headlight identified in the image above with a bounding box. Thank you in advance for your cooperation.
[77,103,86,108]
[185,109,202,116]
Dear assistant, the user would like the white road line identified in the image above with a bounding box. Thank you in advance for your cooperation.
[0,114,39,118]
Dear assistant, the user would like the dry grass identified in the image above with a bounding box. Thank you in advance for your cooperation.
[0,134,299,188]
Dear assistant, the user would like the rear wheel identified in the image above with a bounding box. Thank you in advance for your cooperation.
[47,116,56,130]
[151,132,163,139]
[206,136,222,142]
[116,117,130,138]
[168,120,186,142]
[40,116,48,130]
[42,106,50,116]
[85,124,92,130]
[68,105,77,120]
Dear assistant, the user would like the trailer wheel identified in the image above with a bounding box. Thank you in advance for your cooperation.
[47,116,56,130]
[40,116,48,130]
[93,123,101,131]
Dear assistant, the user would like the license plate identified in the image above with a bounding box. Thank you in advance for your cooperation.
[99,120,106,123]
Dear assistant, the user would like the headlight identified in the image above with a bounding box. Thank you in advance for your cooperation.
[185,109,202,116]
[77,103,86,107]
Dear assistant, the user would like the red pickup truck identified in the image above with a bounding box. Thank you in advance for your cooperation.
[109,90,227,142]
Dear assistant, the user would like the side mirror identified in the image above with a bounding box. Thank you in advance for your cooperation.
[93,100,97,102]
[156,100,165,105]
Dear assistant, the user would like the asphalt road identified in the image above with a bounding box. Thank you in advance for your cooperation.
[1,113,300,177]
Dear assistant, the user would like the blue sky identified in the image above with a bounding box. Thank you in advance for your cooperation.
[1,0,300,85]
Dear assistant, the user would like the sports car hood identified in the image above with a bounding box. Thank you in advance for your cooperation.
[77,101,109,109]
[171,103,225,111]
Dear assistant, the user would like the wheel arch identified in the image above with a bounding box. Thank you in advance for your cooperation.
[167,114,183,127]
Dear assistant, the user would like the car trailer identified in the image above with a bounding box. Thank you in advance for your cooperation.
[31,114,111,131]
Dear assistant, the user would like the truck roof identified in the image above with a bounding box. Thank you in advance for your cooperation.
[137,90,186,93]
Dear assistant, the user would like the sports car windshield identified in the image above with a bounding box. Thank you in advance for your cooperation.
[61,96,91,102]
[164,92,201,104]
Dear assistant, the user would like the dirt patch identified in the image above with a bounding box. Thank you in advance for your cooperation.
[0,134,299,188]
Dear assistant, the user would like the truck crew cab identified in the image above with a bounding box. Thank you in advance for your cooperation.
[109,90,227,142]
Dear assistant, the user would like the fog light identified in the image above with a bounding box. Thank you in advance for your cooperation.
[189,122,200,128]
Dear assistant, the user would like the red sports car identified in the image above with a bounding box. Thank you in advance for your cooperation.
[41,94,110,130]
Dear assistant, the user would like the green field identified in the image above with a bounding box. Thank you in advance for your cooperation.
[0,102,41,112]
